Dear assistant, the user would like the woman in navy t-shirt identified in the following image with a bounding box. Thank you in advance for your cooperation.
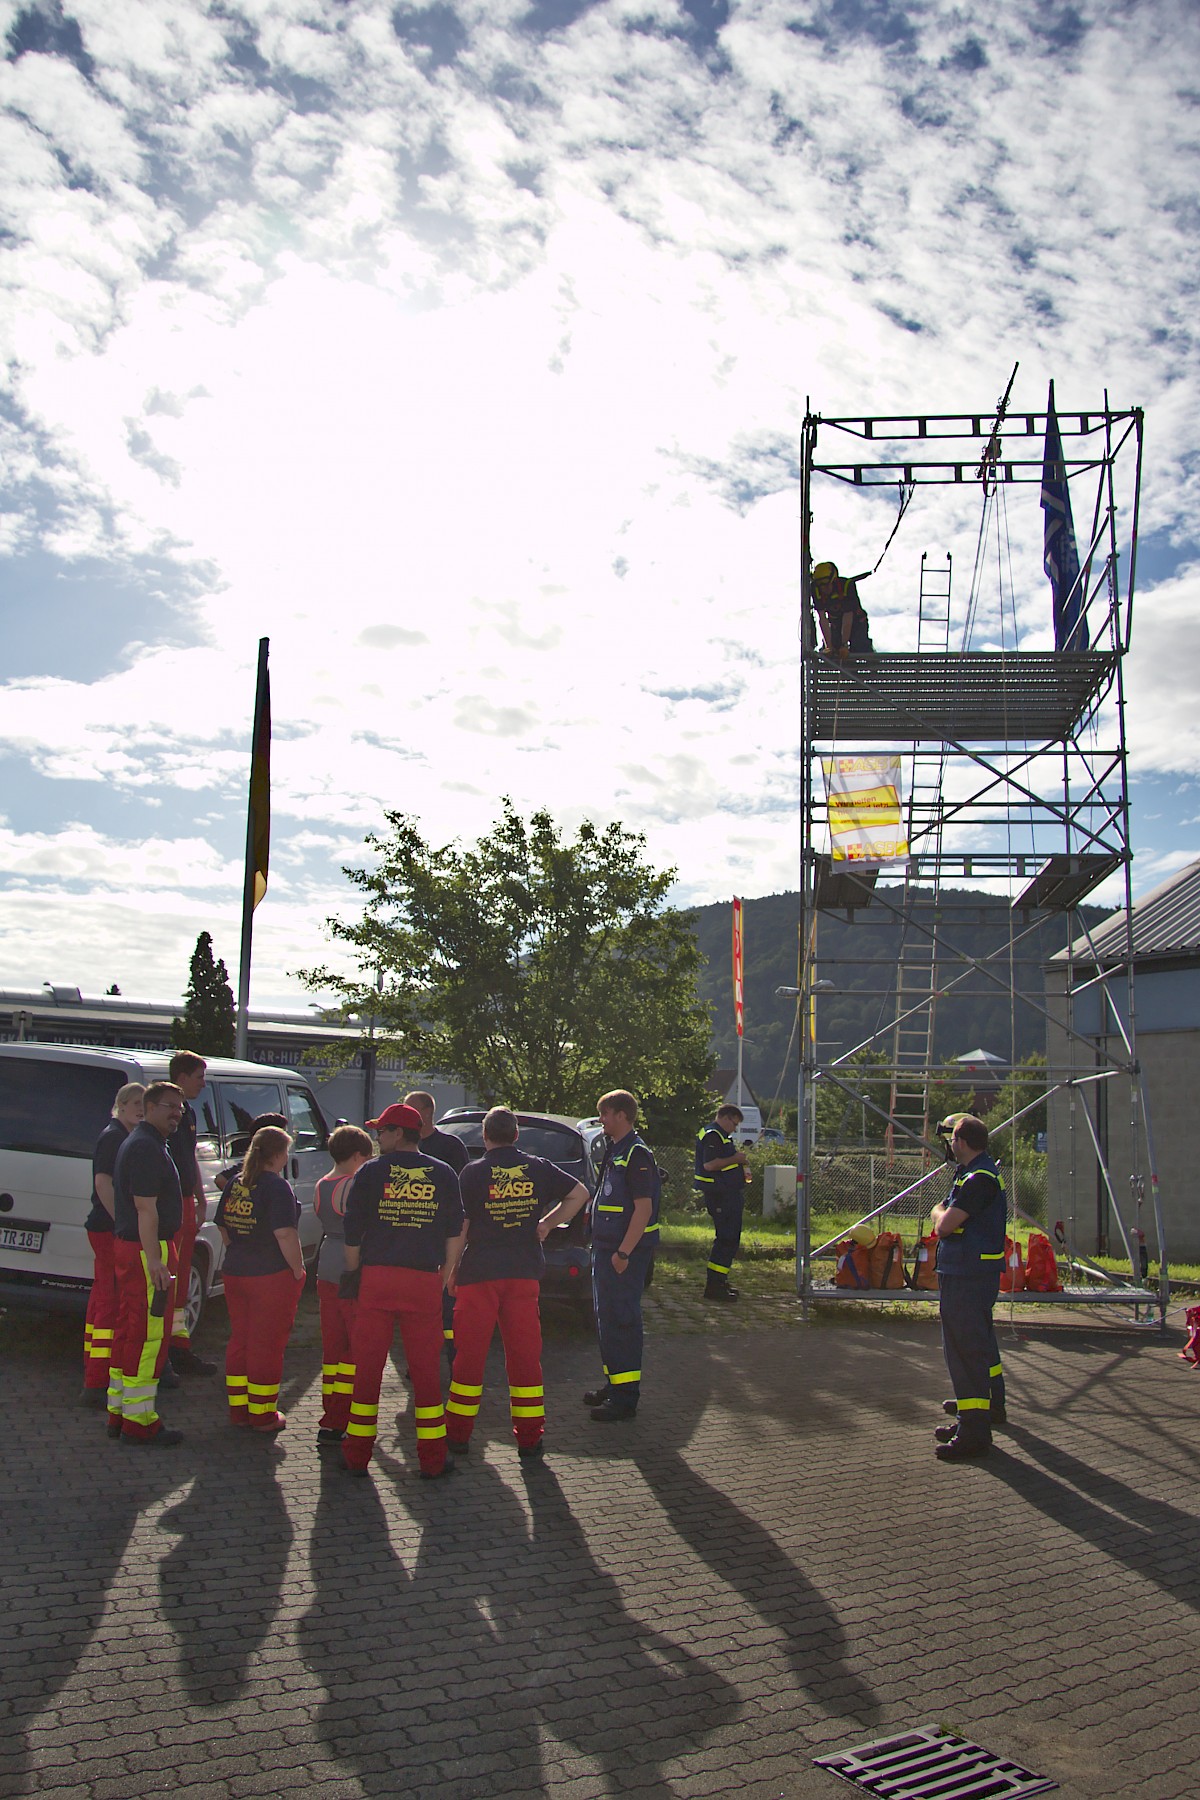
[215,1126,304,1433]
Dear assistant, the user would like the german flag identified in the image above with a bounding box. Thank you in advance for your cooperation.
[249,638,270,909]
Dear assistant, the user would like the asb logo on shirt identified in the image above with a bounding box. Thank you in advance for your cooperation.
[486,1163,537,1228]
[379,1165,439,1227]
[223,1180,255,1236]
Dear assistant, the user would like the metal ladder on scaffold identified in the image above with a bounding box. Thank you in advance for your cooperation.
[886,552,952,1161]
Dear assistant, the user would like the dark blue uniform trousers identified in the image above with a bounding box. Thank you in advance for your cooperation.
[706,1192,744,1278]
[592,1243,653,1412]
[939,1269,1002,1443]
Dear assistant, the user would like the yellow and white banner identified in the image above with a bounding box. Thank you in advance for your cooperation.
[821,754,907,864]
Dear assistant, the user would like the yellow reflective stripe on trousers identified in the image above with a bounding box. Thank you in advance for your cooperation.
[123,1242,167,1424]
[958,1398,990,1411]
[989,1363,1003,1378]
[415,1405,444,1419]
[450,1381,483,1396]
[90,1327,114,1342]
[345,1422,376,1437]
[708,1261,730,1274]
[508,1386,543,1399]
[446,1400,480,1416]
[416,1423,447,1439]
[511,1406,544,1419]
[609,1370,640,1385]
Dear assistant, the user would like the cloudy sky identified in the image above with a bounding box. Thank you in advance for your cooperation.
[2,0,1199,1009]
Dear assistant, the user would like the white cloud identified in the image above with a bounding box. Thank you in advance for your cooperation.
[1,0,1198,1002]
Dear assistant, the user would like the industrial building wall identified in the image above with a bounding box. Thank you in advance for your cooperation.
[1045,965,1199,1263]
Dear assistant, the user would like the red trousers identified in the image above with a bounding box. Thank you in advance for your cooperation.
[317,1278,357,1430]
[447,1279,545,1450]
[109,1237,178,1440]
[84,1230,117,1390]
[171,1193,198,1345]
[344,1265,446,1474]
[224,1269,303,1429]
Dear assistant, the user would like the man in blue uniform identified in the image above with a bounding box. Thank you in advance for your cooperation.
[581,1089,660,1425]
[694,1104,748,1302]
[931,1114,1006,1462]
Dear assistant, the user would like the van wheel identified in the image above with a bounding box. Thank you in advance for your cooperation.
[182,1249,207,1339]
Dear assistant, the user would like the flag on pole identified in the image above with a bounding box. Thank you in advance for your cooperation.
[249,638,271,908]
[1042,381,1088,650]
[732,897,744,1039]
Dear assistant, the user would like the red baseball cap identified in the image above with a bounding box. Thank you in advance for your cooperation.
[366,1102,423,1133]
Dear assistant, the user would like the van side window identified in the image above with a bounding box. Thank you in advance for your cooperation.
[0,1059,122,1159]
[191,1084,221,1145]
[286,1086,327,1151]
[217,1081,285,1145]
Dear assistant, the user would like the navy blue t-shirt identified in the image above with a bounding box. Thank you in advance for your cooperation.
[421,1128,469,1174]
[168,1102,201,1198]
[217,1169,301,1277]
[344,1152,465,1271]
[458,1150,578,1284]
[113,1123,183,1243]
[87,1118,128,1235]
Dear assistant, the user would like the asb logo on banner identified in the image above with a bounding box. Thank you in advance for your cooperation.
[732,897,744,1039]
[822,755,907,864]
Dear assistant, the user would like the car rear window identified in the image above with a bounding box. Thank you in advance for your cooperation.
[0,1058,124,1159]
[437,1118,585,1167]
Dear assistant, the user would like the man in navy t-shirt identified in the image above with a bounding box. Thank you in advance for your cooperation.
[404,1088,469,1359]
[341,1103,465,1480]
[108,1082,186,1447]
[444,1107,588,1460]
[166,1050,217,1377]
[81,1082,145,1405]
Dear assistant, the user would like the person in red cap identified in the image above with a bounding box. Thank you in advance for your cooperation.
[340,1103,465,1480]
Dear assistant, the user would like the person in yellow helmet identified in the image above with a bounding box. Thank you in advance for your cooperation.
[812,561,873,660]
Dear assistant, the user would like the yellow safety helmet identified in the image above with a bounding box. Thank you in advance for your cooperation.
[849,1224,878,1247]
[813,561,839,580]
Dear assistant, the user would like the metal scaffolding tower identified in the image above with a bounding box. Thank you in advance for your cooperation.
[795,394,1167,1325]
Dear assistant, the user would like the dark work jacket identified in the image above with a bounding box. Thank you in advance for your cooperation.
[936,1153,1006,1275]
[591,1130,660,1253]
[694,1124,743,1202]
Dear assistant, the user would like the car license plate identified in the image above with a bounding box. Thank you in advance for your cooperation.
[0,1224,45,1253]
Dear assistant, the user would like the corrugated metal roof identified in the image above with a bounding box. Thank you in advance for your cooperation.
[1052,857,1200,964]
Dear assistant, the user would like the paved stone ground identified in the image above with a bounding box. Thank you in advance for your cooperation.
[2,1284,1199,1800]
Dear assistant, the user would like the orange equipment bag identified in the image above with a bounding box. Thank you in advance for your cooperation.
[910,1232,940,1292]
[999,1236,1025,1293]
[868,1231,907,1289]
[1023,1231,1063,1293]
[834,1239,872,1289]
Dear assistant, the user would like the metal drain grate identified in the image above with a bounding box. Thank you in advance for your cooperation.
[815,1725,1058,1798]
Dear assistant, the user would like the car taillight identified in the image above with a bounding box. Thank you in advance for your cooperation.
[568,1265,580,1278]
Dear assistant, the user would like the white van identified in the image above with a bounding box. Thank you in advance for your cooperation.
[0,1045,332,1335]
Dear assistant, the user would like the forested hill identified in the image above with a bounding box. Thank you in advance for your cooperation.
[690,887,1113,1102]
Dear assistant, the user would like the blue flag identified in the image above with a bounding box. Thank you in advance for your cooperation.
[1042,381,1088,650]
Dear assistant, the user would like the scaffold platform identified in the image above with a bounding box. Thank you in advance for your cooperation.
[806,1282,1161,1309]
[808,650,1114,743]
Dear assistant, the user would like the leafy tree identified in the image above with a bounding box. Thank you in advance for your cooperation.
[171,931,235,1057]
[299,801,716,1116]
[979,1052,1048,1149]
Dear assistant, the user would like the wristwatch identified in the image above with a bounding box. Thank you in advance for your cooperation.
[615,1250,629,1263]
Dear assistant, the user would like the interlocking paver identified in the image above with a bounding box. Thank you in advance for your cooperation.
[3,1293,1200,1798]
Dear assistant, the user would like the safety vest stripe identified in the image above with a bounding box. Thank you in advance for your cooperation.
[596,1203,623,1212]
[978,1252,1004,1261]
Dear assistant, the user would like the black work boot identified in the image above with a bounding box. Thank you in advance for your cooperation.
[704,1274,738,1303]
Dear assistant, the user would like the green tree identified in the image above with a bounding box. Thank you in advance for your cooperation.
[299,801,716,1116]
[979,1052,1048,1149]
[171,931,235,1057]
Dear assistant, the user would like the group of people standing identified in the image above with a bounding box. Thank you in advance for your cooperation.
[85,1070,668,1479]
